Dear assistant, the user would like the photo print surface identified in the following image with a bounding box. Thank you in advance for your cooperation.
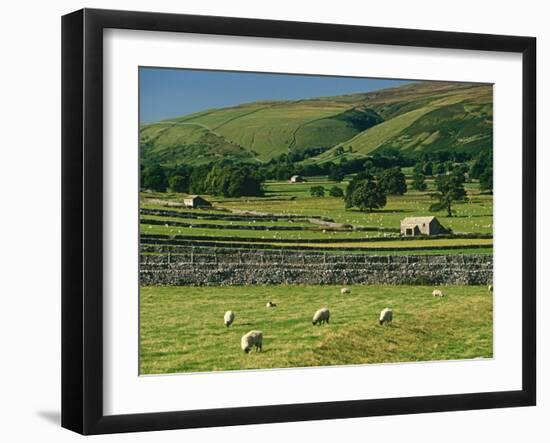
[139,67,493,375]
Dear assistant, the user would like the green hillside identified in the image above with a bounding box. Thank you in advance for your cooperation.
[140,81,492,166]
[314,83,492,162]
[140,122,256,165]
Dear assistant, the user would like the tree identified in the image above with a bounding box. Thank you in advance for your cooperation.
[422,161,433,176]
[444,160,454,173]
[344,172,371,208]
[204,164,263,197]
[188,164,211,194]
[346,177,387,212]
[363,159,375,173]
[429,170,466,216]
[470,151,493,179]
[329,186,344,197]
[328,166,345,182]
[310,186,325,197]
[479,167,493,193]
[142,163,167,192]
[433,162,446,175]
[378,167,407,195]
[412,172,427,191]
[168,175,188,193]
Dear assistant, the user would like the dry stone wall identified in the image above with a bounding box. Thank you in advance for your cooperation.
[140,246,492,286]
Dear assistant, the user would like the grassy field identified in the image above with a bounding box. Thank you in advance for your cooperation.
[140,284,493,374]
[140,176,493,252]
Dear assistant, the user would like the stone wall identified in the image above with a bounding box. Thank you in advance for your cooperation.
[140,247,492,286]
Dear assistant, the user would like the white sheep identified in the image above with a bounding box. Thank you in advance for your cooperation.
[241,330,263,353]
[224,310,235,327]
[379,308,393,325]
[312,308,330,326]
[488,284,493,292]
[340,288,351,295]
[432,289,444,297]
[266,301,277,308]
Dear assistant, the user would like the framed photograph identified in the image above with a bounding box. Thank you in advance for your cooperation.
[62,8,536,435]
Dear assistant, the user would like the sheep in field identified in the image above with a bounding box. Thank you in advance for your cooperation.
[312,308,330,326]
[224,310,235,327]
[266,301,277,308]
[379,308,393,326]
[488,284,493,292]
[432,289,444,297]
[241,331,263,353]
[340,288,351,295]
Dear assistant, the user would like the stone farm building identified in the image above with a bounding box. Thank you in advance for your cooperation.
[183,195,212,209]
[400,216,447,237]
[289,175,306,183]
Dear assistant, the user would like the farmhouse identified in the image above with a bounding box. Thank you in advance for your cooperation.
[400,216,447,237]
[183,195,212,209]
[289,175,306,183]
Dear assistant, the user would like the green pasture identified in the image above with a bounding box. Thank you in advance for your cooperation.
[140,224,389,240]
[140,214,317,228]
[230,180,493,235]
[139,176,493,254]
[140,284,493,374]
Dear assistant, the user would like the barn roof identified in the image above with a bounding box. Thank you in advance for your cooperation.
[401,216,437,225]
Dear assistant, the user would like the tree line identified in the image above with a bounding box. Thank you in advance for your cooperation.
[141,147,492,209]
[141,161,263,197]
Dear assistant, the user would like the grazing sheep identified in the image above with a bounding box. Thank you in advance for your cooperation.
[224,310,235,327]
[340,288,351,295]
[488,284,493,292]
[379,308,393,326]
[432,289,444,297]
[241,330,263,353]
[266,301,277,308]
[312,308,330,326]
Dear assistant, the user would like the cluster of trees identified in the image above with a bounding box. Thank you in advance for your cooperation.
[256,147,415,182]
[141,144,491,207]
[309,186,344,198]
[342,168,407,212]
[308,166,407,212]
[340,161,476,216]
[469,150,493,193]
[255,147,478,185]
[344,174,387,212]
[141,161,263,197]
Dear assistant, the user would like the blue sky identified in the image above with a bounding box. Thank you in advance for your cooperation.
[139,68,412,123]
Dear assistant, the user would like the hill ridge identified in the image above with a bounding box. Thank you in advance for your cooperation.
[140,81,492,166]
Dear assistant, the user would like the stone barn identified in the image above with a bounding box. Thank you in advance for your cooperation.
[400,216,447,237]
[183,195,212,209]
[289,175,306,183]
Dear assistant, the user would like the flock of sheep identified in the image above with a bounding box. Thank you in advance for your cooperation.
[225,285,493,353]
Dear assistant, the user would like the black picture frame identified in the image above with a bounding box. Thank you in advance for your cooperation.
[62,8,536,435]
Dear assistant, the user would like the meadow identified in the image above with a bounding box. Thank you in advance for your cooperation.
[140,284,493,374]
[140,176,493,253]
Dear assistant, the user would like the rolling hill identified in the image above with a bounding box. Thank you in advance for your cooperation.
[140,81,492,166]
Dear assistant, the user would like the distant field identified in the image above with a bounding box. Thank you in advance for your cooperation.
[140,284,493,374]
[140,177,493,252]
